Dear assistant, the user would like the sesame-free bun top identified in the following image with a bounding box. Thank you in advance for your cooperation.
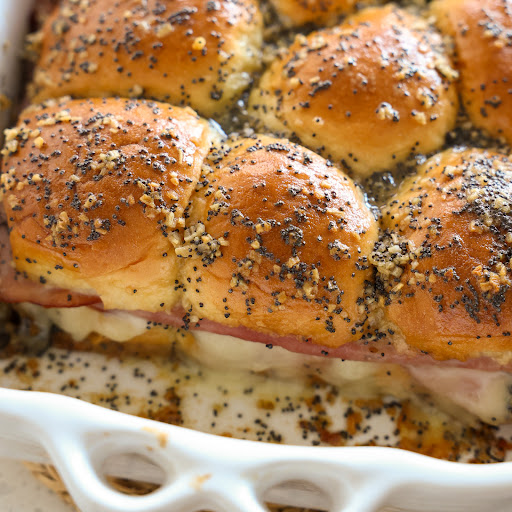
[431,0,512,145]
[379,148,512,363]
[249,5,459,178]
[1,97,213,312]
[29,0,263,118]
[180,135,379,347]
[267,0,378,28]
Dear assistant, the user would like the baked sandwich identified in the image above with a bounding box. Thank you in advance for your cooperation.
[2,0,512,428]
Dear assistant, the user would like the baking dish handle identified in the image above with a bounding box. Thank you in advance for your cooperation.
[3,388,512,512]
[0,388,391,512]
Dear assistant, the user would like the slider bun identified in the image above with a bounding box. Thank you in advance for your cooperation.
[431,0,512,144]
[1,97,213,312]
[379,148,512,362]
[249,5,459,178]
[180,135,379,348]
[267,0,377,28]
[30,0,263,118]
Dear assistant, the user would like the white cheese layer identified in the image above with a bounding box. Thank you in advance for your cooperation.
[18,303,512,425]
[20,303,150,342]
[188,330,411,397]
[407,365,512,425]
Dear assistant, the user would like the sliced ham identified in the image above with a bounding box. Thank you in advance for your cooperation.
[0,225,100,308]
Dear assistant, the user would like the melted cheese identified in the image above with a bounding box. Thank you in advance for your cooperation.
[19,303,512,425]
[407,365,512,425]
[19,303,150,342]
[188,330,413,399]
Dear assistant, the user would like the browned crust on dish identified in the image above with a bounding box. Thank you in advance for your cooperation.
[50,327,183,359]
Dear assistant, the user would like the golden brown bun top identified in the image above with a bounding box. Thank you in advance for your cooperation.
[249,5,459,178]
[30,0,263,118]
[180,135,379,347]
[1,97,213,312]
[431,0,512,144]
[378,148,512,362]
[267,0,376,28]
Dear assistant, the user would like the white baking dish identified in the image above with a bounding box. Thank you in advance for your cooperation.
[3,387,512,512]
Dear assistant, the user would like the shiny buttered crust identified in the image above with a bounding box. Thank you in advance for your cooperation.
[180,135,379,347]
[1,97,213,312]
[431,0,512,145]
[29,0,263,118]
[249,5,459,178]
[267,0,377,28]
[379,148,512,362]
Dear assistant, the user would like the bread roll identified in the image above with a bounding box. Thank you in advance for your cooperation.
[431,0,512,145]
[249,5,459,178]
[379,148,512,363]
[29,0,263,118]
[1,97,213,312]
[267,0,378,28]
[180,134,379,347]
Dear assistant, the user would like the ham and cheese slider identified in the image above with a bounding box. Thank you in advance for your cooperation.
[180,135,379,349]
[0,96,213,314]
[249,5,459,178]
[372,147,512,424]
[431,0,512,145]
[28,0,263,118]
[0,97,378,353]
[378,148,512,369]
[3,98,512,425]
